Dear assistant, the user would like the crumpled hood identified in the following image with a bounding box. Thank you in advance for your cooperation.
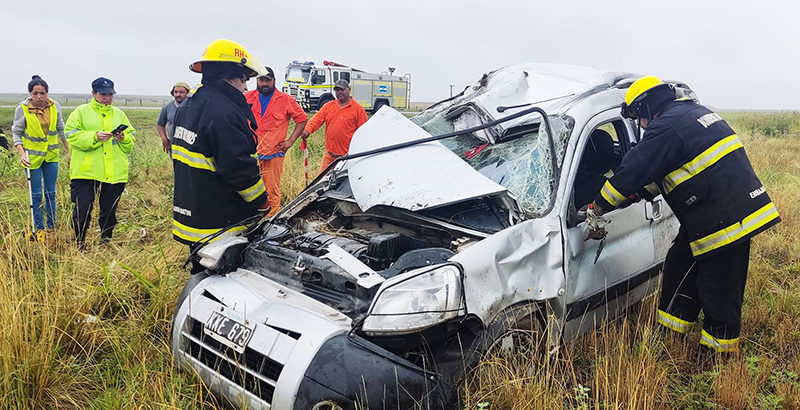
[346,108,514,212]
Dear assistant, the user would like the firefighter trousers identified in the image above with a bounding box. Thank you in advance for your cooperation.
[657,228,751,352]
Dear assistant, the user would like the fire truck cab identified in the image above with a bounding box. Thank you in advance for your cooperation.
[283,60,410,113]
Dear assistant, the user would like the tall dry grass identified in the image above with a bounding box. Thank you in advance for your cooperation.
[0,107,221,408]
[0,107,798,409]
[461,112,800,410]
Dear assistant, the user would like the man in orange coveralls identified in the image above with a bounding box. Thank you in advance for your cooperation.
[244,66,307,216]
[299,79,368,175]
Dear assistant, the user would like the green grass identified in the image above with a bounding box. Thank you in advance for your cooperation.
[0,108,798,409]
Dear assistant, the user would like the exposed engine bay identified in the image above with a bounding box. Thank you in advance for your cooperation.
[241,170,503,323]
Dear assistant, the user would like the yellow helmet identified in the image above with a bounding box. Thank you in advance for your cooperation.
[190,39,267,79]
[621,75,676,120]
[625,75,664,106]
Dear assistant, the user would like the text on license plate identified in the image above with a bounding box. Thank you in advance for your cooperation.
[204,310,255,353]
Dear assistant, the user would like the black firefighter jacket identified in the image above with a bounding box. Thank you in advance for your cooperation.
[171,79,268,245]
[594,100,780,259]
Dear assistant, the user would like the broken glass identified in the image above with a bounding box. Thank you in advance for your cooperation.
[413,111,573,217]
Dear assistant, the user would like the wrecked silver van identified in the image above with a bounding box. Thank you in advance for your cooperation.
[171,63,686,409]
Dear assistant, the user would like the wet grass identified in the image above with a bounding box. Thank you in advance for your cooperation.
[0,108,798,409]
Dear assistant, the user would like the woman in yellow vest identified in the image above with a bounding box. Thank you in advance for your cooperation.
[11,75,70,234]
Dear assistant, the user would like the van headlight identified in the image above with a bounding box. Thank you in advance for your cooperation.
[362,264,463,336]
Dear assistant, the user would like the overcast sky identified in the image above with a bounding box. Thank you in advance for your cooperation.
[2,0,797,109]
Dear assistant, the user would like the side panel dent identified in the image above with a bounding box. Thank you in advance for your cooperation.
[451,217,564,324]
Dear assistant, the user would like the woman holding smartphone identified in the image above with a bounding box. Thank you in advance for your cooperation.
[11,75,70,236]
[64,77,135,249]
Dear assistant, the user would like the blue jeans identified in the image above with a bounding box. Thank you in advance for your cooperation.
[29,161,58,230]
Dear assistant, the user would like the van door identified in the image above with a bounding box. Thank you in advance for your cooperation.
[562,109,660,339]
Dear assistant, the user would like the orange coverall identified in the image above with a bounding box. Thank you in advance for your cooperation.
[244,89,308,216]
[304,98,368,174]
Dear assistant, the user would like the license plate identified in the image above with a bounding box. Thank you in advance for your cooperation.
[203,309,255,353]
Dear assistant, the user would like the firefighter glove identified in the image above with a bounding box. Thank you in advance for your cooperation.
[585,203,608,241]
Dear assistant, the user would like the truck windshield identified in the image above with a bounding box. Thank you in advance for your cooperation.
[311,69,326,85]
[412,110,572,216]
[285,67,310,84]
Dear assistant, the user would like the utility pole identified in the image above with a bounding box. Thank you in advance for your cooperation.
[449,85,454,97]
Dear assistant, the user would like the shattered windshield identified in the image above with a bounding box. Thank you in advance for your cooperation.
[412,110,573,216]
[285,67,310,83]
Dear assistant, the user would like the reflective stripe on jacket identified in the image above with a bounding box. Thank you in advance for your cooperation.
[595,100,779,259]
[171,79,268,245]
[11,99,65,169]
[22,101,58,168]
[64,98,136,183]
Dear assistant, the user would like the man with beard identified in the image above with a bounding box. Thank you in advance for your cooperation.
[156,81,191,154]
[244,66,307,216]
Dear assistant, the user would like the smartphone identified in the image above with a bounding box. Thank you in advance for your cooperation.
[111,124,128,134]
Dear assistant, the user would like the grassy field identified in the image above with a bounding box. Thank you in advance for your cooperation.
[0,105,798,409]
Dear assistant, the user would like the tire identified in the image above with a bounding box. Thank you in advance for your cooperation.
[317,95,333,111]
[372,100,388,115]
[484,302,547,358]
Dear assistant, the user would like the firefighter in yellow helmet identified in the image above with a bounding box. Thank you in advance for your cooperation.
[587,75,780,357]
[171,39,270,272]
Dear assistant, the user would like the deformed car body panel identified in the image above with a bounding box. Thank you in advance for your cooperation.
[347,108,512,213]
[172,269,450,409]
[172,63,686,410]
[420,63,638,142]
[451,216,564,323]
[172,269,351,409]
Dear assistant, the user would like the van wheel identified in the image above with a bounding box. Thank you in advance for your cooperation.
[317,95,333,110]
[485,302,546,358]
[372,100,388,114]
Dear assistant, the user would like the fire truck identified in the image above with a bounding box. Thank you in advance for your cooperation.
[283,60,410,113]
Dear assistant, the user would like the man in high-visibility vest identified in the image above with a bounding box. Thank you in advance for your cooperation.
[586,75,780,356]
[171,39,270,272]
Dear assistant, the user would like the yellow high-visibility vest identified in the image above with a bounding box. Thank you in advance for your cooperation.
[21,100,59,168]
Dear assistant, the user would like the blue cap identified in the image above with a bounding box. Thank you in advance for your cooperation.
[91,77,116,94]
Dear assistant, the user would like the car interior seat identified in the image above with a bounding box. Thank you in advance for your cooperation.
[573,129,621,210]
